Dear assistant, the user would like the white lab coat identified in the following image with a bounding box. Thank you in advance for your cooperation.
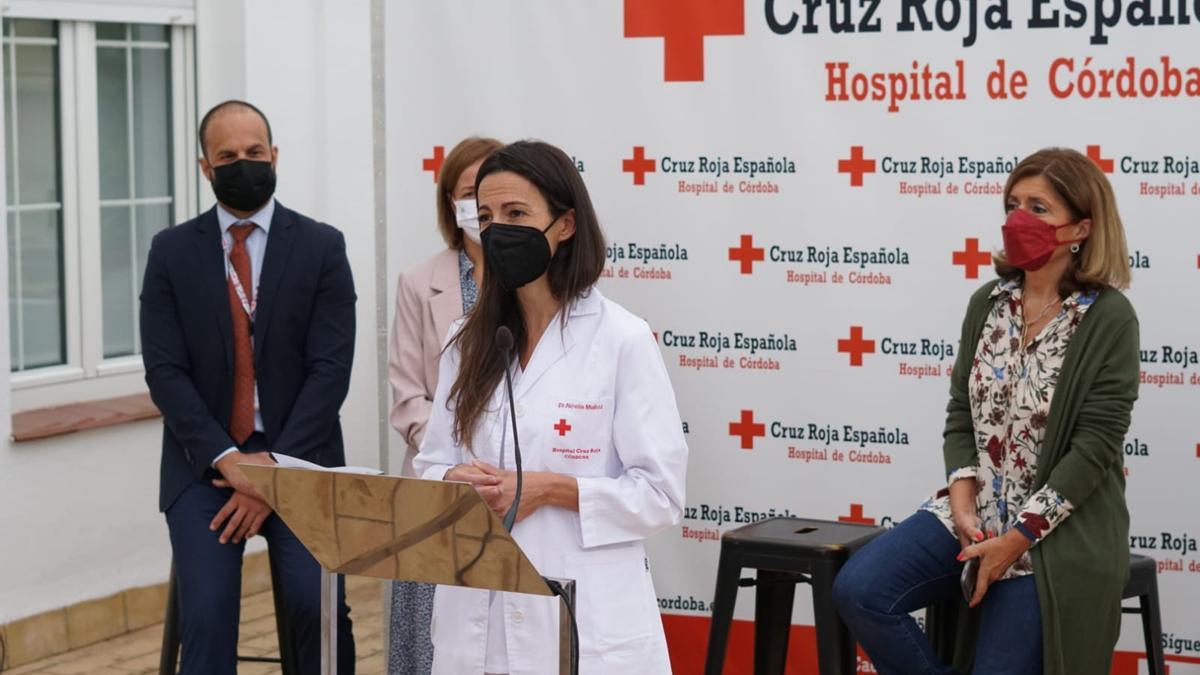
[414,288,688,675]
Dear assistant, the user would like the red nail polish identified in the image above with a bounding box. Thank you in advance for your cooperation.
[974,532,984,542]
[956,553,964,561]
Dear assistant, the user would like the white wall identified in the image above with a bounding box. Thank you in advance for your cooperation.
[0,421,168,624]
[238,0,379,472]
[0,0,382,625]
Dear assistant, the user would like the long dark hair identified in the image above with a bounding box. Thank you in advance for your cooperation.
[447,140,606,450]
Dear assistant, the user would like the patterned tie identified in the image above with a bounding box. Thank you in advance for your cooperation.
[227,222,257,445]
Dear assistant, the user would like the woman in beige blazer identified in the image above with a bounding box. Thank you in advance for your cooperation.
[387,136,501,675]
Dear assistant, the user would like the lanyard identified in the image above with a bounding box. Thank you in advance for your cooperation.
[222,232,256,319]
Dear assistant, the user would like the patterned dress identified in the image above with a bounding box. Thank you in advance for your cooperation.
[388,249,478,674]
[921,279,1097,579]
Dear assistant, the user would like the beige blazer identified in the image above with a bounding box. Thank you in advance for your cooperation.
[388,247,464,471]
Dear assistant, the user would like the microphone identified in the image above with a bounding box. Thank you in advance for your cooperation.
[495,326,523,532]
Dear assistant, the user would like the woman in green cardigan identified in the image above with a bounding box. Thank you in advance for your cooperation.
[833,147,1139,674]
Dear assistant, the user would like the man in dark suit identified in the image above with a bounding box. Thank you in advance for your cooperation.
[140,100,356,674]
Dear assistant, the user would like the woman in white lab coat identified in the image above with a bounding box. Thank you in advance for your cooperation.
[414,140,688,675]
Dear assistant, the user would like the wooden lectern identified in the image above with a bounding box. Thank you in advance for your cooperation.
[242,464,577,675]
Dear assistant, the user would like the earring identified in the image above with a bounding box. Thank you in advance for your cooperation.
[1069,243,1081,253]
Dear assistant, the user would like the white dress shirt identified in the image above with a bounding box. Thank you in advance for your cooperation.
[212,198,275,466]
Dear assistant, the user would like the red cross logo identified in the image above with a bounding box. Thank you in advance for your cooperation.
[622,146,656,185]
[838,326,876,367]
[838,146,876,187]
[1086,144,1114,174]
[728,409,765,450]
[728,234,765,274]
[422,145,445,183]
[624,0,745,82]
[952,238,992,279]
[838,503,876,525]
[554,418,572,437]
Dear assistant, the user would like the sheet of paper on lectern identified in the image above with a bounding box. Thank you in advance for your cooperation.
[269,452,383,476]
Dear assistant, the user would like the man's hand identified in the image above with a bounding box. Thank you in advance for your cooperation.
[213,450,275,499]
[210,491,272,544]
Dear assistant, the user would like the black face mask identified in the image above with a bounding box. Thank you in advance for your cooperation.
[481,217,559,290]
[210,159,276,212]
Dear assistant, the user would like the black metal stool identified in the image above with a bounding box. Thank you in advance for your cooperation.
[1122,553,1166,675]
[158,553,299,675]
[704,517,884,675]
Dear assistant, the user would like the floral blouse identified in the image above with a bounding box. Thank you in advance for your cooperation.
[921,279,1097,578]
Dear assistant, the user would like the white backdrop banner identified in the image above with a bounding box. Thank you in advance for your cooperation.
[387,2,1200,673]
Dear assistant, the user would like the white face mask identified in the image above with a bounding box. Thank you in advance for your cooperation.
[454,199,480,243]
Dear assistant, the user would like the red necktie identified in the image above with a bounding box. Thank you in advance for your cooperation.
[227,222,257,445]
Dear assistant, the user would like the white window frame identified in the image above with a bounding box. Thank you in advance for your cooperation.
[4,24,78,382]
[4,17,197,412]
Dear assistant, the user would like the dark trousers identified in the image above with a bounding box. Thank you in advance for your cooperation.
[165,471,356,674]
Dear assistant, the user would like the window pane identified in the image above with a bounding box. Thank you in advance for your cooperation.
[132,24,168,42]
[97,47,130,200]
[12,19,54,38]
[4,20,65,372]
[96,22,126,41]
[101,206,135,358]
[97,25,175,360]
[132,45,171,198]
[7,218,17,368]
[4,46,13,201]
[15,209,65,369]
[14,43,60,205]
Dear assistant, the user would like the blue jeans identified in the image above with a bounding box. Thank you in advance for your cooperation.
[832,510,1043,675]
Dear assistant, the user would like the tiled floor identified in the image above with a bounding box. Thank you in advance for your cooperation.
[5,576,385,675]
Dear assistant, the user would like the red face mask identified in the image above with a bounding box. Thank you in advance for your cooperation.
[1001,208,1085,271]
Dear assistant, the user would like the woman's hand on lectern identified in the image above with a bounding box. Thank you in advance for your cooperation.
[444,461,505,506]
[469,461,580,523]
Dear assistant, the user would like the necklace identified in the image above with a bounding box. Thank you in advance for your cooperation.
[1020,295,1061,350]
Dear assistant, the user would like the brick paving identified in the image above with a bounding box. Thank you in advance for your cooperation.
[4,576,385,675]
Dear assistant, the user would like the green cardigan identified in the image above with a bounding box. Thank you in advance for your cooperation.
[927,279,1141,675]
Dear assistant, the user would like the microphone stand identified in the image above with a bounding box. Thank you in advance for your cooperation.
[496,326,523,532]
